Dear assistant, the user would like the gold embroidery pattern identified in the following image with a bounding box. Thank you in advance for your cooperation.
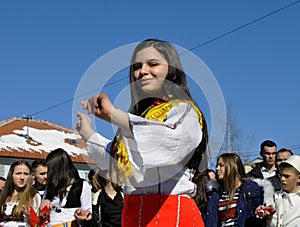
[116,100,203,180]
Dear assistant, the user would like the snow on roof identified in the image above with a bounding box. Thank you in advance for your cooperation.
[0,126,87,156]
[0,117,94,163]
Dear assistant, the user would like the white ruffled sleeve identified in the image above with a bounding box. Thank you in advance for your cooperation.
[86,133,112,170]
[122,102,202,170]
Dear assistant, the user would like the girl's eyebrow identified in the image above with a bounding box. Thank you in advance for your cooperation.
[147,58,161,62]
[135,58,163,63]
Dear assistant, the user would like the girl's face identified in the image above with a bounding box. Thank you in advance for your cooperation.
[280,168,300,193]
[133,46,169,95]
[13,164,30,191]
[216,157,226,180]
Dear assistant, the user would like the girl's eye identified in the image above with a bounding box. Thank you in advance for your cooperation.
[132,63,142,71]
[149,62,158,67]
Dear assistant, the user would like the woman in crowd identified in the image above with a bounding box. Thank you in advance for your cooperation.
[193,168,219,225]
[76,38,208,226]
[0,161,41,226]
[88,167,123,227]
[41,148,92,226]
[204,153,263,227]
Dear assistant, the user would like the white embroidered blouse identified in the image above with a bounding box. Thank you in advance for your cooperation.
[87,102,202,197]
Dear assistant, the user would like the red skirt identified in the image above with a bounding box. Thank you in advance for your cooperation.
[122,194,204,227]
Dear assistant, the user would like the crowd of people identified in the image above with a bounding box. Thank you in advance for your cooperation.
[0,143,298,226]
[0,149,123,226]
[0,39,299,226]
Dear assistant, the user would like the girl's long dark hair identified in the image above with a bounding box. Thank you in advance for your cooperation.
[45,148,80,201]
[124,39,208,170]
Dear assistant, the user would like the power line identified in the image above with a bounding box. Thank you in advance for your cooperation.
[180,0,300,54]
[30,0,300,117]
[30,76,128,116]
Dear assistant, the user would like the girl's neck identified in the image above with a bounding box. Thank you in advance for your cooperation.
[9,189,21,202]
[235,179,242,190]
[104,183,117,199]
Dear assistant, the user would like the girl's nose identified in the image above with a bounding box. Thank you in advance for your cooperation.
[140,63,149,75]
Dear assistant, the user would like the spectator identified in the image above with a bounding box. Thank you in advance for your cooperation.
[207,168,216,180]
[246,140,281,191]
[193,169,219,225]
[256,155,300,226]
[88,167,123,227]
[40,148,92,226]
[204,153,263,227]
[0,161,41,226]
[275,148,293,168]
[0,177,6,191]
[31,159,47,198]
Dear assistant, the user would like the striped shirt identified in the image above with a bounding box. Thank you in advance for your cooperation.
[218,188,241,226]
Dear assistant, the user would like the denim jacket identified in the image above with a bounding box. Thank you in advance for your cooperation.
[203,179,263,227]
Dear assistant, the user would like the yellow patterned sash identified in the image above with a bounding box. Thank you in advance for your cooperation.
[116,100,203,180]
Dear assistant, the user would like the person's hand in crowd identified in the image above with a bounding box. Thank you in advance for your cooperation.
[255,205,276,219]
[40,199,53,210]
[74,208,92,221]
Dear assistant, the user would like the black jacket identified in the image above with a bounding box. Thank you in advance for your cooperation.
[246,162,282,192]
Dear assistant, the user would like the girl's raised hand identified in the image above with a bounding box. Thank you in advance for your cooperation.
[81,93,114,123]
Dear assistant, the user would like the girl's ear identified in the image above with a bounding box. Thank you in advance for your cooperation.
[106,171,111,181]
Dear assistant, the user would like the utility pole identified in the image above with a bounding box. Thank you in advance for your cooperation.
[227,110,231,153]
[22,115,33,140]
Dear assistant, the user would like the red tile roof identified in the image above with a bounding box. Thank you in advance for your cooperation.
[0,117,95,164]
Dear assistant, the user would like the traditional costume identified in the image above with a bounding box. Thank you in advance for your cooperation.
[87,99,205,226]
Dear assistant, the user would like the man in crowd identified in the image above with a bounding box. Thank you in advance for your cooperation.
[31,159,47,197]
[275,148,293,167]
[247,140,281,191]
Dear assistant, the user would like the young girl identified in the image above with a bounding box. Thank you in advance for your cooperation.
[0,161,41,226]
[204,153,263,227]
[76,38,208,226]
[41,148,92,226]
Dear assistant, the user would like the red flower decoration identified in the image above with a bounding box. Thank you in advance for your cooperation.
[29,206,50,227]
[29,206,39,227]
[39,206,50,227]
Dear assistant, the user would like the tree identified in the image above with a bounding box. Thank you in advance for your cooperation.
[208,101,256,167]
[221,102,242,153]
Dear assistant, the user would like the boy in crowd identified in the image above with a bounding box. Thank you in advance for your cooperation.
[256,155,300,226]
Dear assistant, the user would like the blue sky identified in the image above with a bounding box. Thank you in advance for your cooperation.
[1,1,300,165]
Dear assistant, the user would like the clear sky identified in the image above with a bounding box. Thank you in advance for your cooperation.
[1,1,300,166]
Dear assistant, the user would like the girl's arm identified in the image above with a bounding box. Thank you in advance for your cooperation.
[77,112,112,170]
